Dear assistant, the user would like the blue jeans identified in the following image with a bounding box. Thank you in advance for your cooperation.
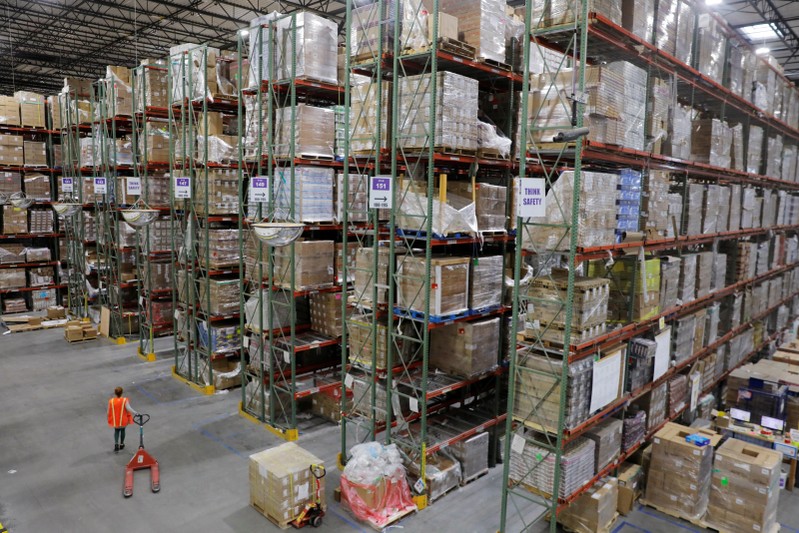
[114,427,126,445]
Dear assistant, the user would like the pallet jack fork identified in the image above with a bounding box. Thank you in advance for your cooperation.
[123,413,160,498]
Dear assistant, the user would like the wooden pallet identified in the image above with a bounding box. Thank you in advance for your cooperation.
[362,505,416,531]
[65,335,97,343]
[476,56,512,72]
[459,468,489,487]
[638,499,709,530]
[561,512,619,533]
[477,148,510,161]
[251,503,293,530]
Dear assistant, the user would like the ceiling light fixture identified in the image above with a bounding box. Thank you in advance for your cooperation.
[706,0,722,5]
[756,46,770,55]
[740,23,782,42]
[239,29,250,37]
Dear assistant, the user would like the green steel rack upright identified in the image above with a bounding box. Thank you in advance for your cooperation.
[132,63,175,361]
[238,13,346,439]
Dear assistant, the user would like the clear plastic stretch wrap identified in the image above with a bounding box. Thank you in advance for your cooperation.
[440,0,507,63]
[244,290,307,333]
[336,173,369,223]
[249,442,327,525]
[476,120,512,158]
[632,381,667,432]
[24,247,50,262]
[695,251,714,298]
[527,272,609,342]
[142,262,172,292]
[0,243,25,264]
[242,95,268,159]
[194,169,238,215]
[678,253,697,304]
[23,173,49,201]
[523,171,618,252]
[406,452,461,502]
[509,431,596,500]
[14,91,46,128]
[741,187,757,229]
[196,320,240,355]
[622,409,647,452]
[103,66,132,117]
[28,266,54,287]
[532,0,621,28]
[396,182,477,236]
[665,104,691,160]
[275,104,335,158]
[349,1,427,60]
[0,135,22,167]
[169,43,220,102]
[275,166,334,223]
[645,423,718,521]
[558,478,619,533]
[514,351,593,431]
[626,337,657,393]
[198,134,238,164]
[766,135,784,178]
[658,256,681,311]
[273,240,335,290]
[747,124,764,175]
[135,65,168,111]
[647,76,672,153]
[398,256,469,316]
[706,435,782,533]
[584,418,623,472]
[340,442,415,527]
[754,62,777,115]
[782,144,798,183]
[640,170,672,238]
[674,0,694,65]
[468,254,503,310]
[247,12,281,88]
[0,95,20,126]
[197,229,239,269]
[448,181,506,233]
[614,171,641,239]
[727,43,745,97]
[730,123,744,172]
[683,182,704,236]
[622,0,655,42]
[716,186,731,233]
[23,141,47,167]
[430,317,499,378]
[397,71,479,153]
[0,268,25,289]
[275,12,337,84]
[695,15,725,85]
[198,278,239,316]
[352,246,390,307]
[137,120,181,163]
[589,256,659,322]
[0,171,21,196]
[349,75,390,154]
[608,62,647,151]
[672,315,697,367]
[690,118,731,168]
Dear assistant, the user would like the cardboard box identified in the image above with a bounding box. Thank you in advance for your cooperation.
[0,95,20,126]
[559,477,619,533]
[65,326,83,341]
[706,438,782,533]
[273,240,335,290]
[428,11,459,42]
[430,317,499,378]
[2,205,27,234]
[14,91,46,128]
[249,443,326,525]
[23,141,47,167]
[617,463,643,515]
[398,256,469,316]
[212,359,241,390]
[0,134,24,166]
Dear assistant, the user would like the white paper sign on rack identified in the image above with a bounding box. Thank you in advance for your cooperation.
[126,177,142,197]
[589,347,623,413]
[516,177,546,218]
[653,327,671,381]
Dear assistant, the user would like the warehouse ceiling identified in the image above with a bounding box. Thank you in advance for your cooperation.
[717,0,799,81]
[3,0,799,95]
[0,0,346,95]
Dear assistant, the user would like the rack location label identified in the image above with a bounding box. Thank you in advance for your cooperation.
[369,176,392,209]
[93,177,107,195]
[517,177,546,217]
[61,177,73,193]
[174,176,191,199]
[250,176,269,203]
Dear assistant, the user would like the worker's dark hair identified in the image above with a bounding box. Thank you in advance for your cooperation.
[114,387,123,397]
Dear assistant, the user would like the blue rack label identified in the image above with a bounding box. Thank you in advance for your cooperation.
[369,175,392,209]
[174,176,191,199]
[126,177,142,197]
[61,177,73,193]
[93,177,107,195]
[250,176,269,203]
[517,177,546,217]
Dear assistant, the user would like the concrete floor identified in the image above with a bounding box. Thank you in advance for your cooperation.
[1,329,799,533]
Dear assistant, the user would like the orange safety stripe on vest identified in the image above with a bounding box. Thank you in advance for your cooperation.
[107,397,130,428]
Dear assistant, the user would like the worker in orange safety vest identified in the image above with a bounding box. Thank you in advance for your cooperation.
[107,386,138,453]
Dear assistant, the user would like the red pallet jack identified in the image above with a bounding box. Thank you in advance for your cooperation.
[290,464,326,528]
[123,413,160,498]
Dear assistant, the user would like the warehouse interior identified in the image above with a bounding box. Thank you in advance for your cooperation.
[4,0,799,532]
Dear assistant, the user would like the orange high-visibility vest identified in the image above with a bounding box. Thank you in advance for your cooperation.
[107,397,133,428]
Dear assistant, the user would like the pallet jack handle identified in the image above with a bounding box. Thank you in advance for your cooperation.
[133,413,150,449]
